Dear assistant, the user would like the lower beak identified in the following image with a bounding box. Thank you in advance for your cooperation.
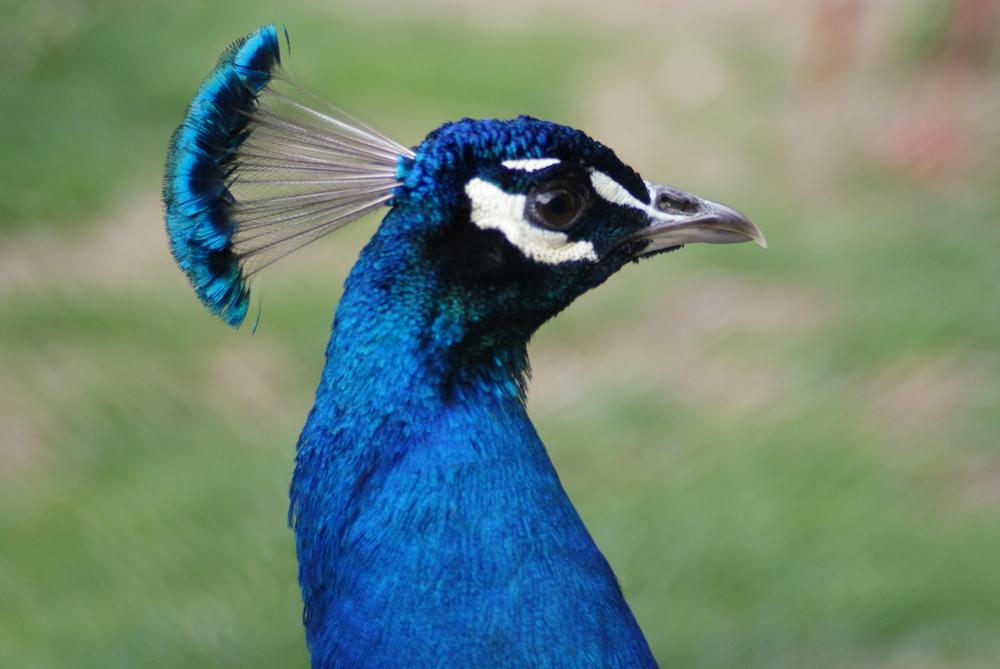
[632,182,767,255]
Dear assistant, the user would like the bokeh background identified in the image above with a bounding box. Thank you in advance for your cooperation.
[3,0,1000,666]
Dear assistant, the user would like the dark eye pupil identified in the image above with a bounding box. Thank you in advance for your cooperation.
[545,194,569,215]
[534,189,580,229]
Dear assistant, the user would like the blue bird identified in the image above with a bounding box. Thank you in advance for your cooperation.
[164,25,765,669]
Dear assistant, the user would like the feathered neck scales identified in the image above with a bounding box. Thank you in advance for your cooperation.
[290,240,657,667]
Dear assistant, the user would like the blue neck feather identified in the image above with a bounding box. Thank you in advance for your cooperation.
[290,209,658,667]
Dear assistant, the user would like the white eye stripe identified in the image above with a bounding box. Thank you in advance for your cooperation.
[589,170,647,209]
[589,170,690,223]
[501,158,561,172]
[464,178,598,265]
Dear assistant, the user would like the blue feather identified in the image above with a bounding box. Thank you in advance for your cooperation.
[163,25,281,326]
[164,25,411,327]
[291,185,658,666]
[165,25,765,669]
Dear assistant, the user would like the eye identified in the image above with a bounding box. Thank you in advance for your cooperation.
[526,183,586,231]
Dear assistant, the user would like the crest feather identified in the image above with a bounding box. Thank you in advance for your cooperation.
[164,24,412,326]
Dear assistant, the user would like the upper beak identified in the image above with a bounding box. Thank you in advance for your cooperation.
[631,182,766,255]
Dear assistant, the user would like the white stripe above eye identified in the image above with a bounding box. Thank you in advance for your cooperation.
[465,178,598,265]
[589,169,694,225]
[501,158,561,172]
[589,170,649,210]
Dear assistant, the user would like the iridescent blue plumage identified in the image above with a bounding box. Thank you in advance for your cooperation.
[165,26,765,669]
[291,121,661,667]
[163,25,281,326]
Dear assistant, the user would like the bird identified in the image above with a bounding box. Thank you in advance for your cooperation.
[163,24,765,669]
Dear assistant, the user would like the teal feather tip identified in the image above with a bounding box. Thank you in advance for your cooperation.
[163,25,409,327]
[163,25,280,327]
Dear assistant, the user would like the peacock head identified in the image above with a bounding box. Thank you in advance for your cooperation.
[164,24,764,337]
[370,115,765,340]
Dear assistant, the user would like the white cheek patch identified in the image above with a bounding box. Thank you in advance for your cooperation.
[501,158,561,172]
[464,178,598,265]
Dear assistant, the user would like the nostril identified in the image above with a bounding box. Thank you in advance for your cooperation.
[655,192,700,215]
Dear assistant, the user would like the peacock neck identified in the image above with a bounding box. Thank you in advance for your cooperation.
[289,222,658,668]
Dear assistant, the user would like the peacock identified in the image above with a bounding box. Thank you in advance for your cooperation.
[164,25,765,669]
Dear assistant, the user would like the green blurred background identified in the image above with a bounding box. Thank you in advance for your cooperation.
[2,0,1000,666]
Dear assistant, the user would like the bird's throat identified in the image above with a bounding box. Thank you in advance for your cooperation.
[288,288,654,667]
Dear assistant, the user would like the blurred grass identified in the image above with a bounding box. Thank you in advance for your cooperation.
[2,1,1000,668]
[0,0,604,227]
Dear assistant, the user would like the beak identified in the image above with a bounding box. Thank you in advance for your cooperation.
[631,182,766,256]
